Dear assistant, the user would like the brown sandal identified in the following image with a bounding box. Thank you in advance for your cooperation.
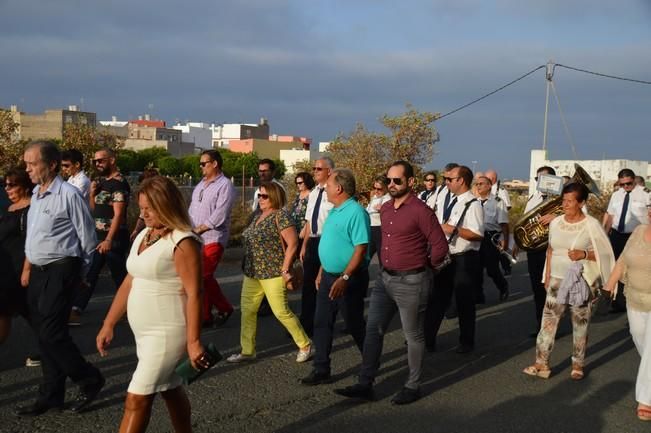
[638,404,651,421]
[523,364,551,379]
[570,363,584,381]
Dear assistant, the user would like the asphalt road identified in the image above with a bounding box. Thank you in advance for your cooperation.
[0,249,646,433]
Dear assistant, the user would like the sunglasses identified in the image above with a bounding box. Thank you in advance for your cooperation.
[61,163,72,168]
[92,157,109,164]
[295,181,304,185]
[383,177,404,186]
[258,193,270,200]
[199,160,213,167]
[424,178,435,182]
[619,181,634,187]
[444,176,461,183]
[372,187,384,191]
[312,167,325,171]
[258,169,271,173]
[4,182,17,188]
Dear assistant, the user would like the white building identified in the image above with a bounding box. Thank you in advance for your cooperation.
[279,148,311,173]
[529,149,650,195]
[210,118,270,148]
[172,122,213,150]
[99,116,128,127]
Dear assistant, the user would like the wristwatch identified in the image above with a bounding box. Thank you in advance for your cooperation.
[341,273,350,281]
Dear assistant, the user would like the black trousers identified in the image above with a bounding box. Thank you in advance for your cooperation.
[368,226,383,262]
[478,233,508,300]
[526,249,547,328]
[313,269,367,375]
[300,237,321,337]
[426,251,480,347]
[609,230,631,310]
[27,257,102,405]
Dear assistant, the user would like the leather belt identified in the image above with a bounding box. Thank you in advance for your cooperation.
[32,256,80,272]
[383,267,426,277]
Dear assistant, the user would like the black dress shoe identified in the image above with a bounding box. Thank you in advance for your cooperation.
[334,383,374,401]
[213,310,233,327]
[14,401,63,417]
[499,288,509,302]
[456,344,474,354]
[68,376,105,413]
[300,370,332,386]
[391,387,421,405]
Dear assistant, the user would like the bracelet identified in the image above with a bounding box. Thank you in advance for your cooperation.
[583,250,588,259]
[281,269,290,275]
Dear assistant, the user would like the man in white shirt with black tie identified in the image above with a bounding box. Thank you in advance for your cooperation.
[426,165,484,354]
[429,162,459,213]
[298,156,335,336]
[603,168,650,312]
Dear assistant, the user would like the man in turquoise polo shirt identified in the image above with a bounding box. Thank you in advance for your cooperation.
[301,168,370,385]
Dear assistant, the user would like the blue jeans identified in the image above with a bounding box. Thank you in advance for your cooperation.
[73,231,128,311]
[312,268,368,375]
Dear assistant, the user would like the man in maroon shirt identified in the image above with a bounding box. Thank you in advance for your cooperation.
[335,160,448,405]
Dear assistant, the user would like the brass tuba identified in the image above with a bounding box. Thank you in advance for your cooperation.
[513,163,600,252]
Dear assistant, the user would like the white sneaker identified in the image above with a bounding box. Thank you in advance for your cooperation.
[226,353,256,363]
[296,346,313,363]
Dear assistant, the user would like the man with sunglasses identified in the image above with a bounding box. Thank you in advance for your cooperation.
[189,149,235,327]
[418,171,437,203]
[427,165,484,355]
[431,162,459,213]
[251,158,285,212]
[298,156,335,337]
[70,148,129,325]
[61,149,90,201]
[603,168,650,312]
[335,160,447,404]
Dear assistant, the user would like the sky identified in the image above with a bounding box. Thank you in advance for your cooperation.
[1,0,650,178]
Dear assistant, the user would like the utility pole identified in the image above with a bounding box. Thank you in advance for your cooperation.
[542,60,554,152]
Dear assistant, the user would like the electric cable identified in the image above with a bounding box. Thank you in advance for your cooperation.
[555,64,651,85]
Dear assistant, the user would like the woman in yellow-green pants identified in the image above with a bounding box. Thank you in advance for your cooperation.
[226,181,313,364]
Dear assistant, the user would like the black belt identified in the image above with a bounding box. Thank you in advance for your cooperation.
[451,250,479,257]
[612,230,631,236]
[383,267,426,277]
[32,256,80,272]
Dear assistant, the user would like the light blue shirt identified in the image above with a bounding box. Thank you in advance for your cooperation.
[25,176,97,266]
[318,197,370,274]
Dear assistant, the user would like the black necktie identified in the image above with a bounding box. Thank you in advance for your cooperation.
[480,199,487,207]
[617,191,630,233]
[443,190,452,211]
[311,187,324,235]
[443,197,457,223]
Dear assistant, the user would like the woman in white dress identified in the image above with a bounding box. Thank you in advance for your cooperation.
[96,176,206,433]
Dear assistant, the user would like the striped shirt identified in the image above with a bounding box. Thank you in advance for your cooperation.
[188,173,235,246]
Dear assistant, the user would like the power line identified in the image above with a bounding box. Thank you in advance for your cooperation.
[555,63,651,85]
[438,64,545,120]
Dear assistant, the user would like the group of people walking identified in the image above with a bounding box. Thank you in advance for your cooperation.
[1,141,651,430]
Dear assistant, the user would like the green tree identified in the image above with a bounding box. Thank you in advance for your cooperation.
[180,154,201,180]
[136,147,170,170]
[116,149,140,174]
[156,156,182,176]
[0,109,26,172]
[380,104,440,166]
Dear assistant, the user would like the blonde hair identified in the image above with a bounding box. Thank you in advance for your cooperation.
[260,181,286,209]
[138,176,192,232]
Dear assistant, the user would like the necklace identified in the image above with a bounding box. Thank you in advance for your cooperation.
[144,228,168,247]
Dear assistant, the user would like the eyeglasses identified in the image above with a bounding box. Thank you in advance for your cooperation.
[258,169,271,173]
[295,181,304,185]
[61,163,72,168]
[372,187,384,191]
[199,160,213,167]
[424,178,435,182]
[258,193,270,200]
[198,188,206,202]
[312,167,325,171]
[619,181,634,187]
[444,176,461,183]
[4,182,17,189]
[92,157,109,165]
[383,177,404,186]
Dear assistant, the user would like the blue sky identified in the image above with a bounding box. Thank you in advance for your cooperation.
[1,0,650,178]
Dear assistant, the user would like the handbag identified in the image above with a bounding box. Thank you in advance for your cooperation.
[274,212,304,290]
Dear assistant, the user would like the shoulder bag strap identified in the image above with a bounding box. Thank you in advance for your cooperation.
[447,198,478,244]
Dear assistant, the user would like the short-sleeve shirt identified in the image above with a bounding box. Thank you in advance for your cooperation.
[607,186,650,233]
[318,198,371,274]
[480,196,509,232]
[242,209,295,279]
[304,185,333,237]
[447,190,484,254]
[289,194,309,232]
[94,175,130,240]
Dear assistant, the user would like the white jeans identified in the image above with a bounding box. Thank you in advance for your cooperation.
[628,308,651,405]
